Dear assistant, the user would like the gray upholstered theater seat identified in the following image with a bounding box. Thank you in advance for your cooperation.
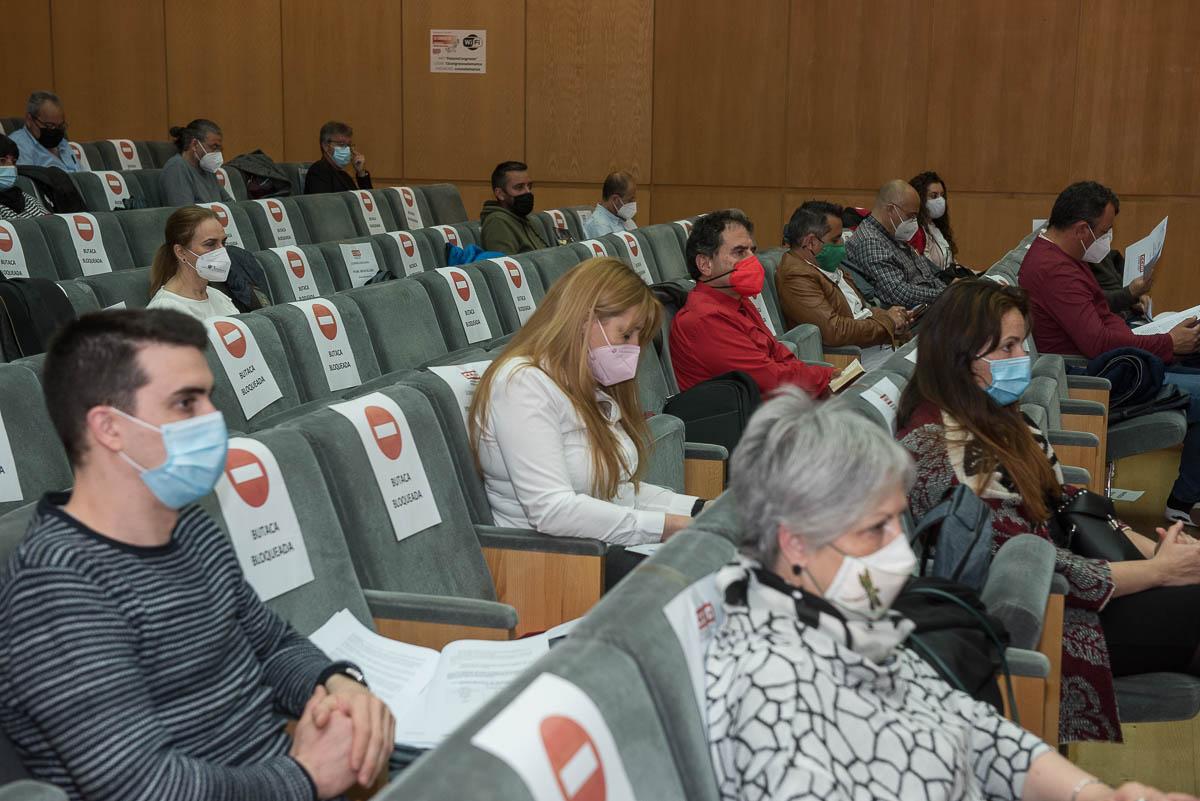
[54,280,102,315]
[601,229,663,284]
[253,245,337,303]
[474,256,546,333]
[341,279,454,371]
[115,207,174,266]
[123,169,163,207]
[80,267,152,308]
[642,223,690,282]
[240,197,311,248]
[419,183,469,224]
[0,365,72,516]
[380,185,436,232]
[255,294,381,402]
[315,237,388,291]
[370,230,439,277]
[143,140,178,169]
[40,211,135,278]
[375,638,692,801]
[337,189,399,237]
[0,219,59,280]
[527,244,582,289]
[292,193,360,243]
[1115,673,1200,723]
[413,266,506,352]
[214,166,247,201]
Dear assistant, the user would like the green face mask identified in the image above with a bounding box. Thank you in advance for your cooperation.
[815,242,846,272]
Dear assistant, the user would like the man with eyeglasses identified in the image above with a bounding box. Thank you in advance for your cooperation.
[845,179,947,309]
[10,91,79,172]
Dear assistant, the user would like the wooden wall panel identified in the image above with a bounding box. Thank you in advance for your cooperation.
[526,0,653,183]
[651,187,784,250]
[926,0,1079,193]
[1070,0,1200,196]
[942,193,1058,271]
[403,0,525,181]
[164,0,284,159]
[785,0,931,190]
[652,0,788,187]
[1109,197,1200,312]
[281,0,403,176]
[49,0,168,141]
[0,0,52,117]
[781,189,876,233]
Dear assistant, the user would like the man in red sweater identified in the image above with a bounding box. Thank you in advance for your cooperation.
[1019,180,1200,524]
[670,210,833,398]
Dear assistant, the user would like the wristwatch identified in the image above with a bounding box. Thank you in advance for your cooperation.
[317,660,369,690]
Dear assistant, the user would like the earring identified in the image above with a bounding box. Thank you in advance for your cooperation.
[791,564,802,576]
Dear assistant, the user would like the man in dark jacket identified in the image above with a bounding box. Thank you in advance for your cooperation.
[304,121,372,194]
[480,160,546,254]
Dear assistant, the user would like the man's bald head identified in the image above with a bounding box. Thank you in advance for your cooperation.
[875,179,918,211]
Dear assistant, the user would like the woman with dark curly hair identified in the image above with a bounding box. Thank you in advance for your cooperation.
[910,170,961,272]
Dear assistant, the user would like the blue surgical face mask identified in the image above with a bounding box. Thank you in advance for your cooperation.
[331,145,352,167]
[114,409,229,509]
[980,355,1031,406]
[0,166,16,191]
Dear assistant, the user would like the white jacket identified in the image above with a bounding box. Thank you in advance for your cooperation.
[476,358,696,545]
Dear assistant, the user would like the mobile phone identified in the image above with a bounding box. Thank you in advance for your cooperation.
[910,303,929,317]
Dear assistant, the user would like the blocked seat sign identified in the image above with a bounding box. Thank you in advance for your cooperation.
[472,673,635,801]
[271,246,318,300]
[579,240,608,258]
[436,225,461,247]
[108,139,142,170]
[391,186,425,229]
[749,293,777,335]
[340,242,381,287]
[860,376,900,434]
[97,171,131,210]
[436,267,492,343]
[355,191,387,235]
[215,437,315,602]
[67,141,92,171]
[254,198,297,246]
[58,212,112,275]
[0,221,29,278]
[330,393,442,542]
[615,232,653,285]
[198,202,245,248]
[207,317,284,419]
[289,299,361,391]
[428,360,493,424]
[387,231,425,276]
[492,257,536,325]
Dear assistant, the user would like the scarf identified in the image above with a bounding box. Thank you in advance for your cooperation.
[941,410,1063,504]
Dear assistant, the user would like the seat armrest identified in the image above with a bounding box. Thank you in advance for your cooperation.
[1066,375,1111,391]
[1060,465,1091,487]
[980,534,1056,650]
[1050,574,1069,595]
[802,360,834,368]
[685,442,729,461]
[1047,429,1100,448]
[1062,355,1089,370]
[474,524,608,556]
[823,345,863,357]
[362,589,519,630]
[1060,398,1107,416]
[1006,647,1051,679]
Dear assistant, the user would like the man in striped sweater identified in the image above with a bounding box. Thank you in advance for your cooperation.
[0,309,395,801]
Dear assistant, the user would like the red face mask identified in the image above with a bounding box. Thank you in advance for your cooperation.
[703,254,765,297]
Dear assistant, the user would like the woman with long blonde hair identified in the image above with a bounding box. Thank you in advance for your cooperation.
[469,257,699,544]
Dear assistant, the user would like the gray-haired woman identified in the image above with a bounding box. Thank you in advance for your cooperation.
[704,385,1192,801]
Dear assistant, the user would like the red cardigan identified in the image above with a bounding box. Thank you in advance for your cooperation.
[1017,235,1174,363]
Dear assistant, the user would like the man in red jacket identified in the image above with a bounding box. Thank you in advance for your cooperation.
[1019,180,1200,524]
[670,210,833,398]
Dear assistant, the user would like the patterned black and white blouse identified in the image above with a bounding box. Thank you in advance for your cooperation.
[705,560,1051,801]
[0,189,49,221]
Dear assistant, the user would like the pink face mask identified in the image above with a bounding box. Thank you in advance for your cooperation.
[587,319,640,386]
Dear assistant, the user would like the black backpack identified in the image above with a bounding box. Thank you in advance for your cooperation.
[0,277,77,360]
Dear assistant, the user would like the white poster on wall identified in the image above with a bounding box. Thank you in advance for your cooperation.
[430,30,487,74]
[270,247,319,300]
[330,393,442,542]
[215,438,315,602]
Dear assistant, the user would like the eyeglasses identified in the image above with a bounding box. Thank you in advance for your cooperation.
[33,117,67,132]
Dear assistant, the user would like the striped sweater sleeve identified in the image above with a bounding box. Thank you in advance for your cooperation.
[6,566,317,801]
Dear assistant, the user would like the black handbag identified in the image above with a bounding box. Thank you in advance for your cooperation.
[1049,490,1144,563]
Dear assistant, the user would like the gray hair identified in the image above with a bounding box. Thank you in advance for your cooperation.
[319,120,353,146]
[782,200,842,247]
[731,385,915,566]
[26,91,62,117]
